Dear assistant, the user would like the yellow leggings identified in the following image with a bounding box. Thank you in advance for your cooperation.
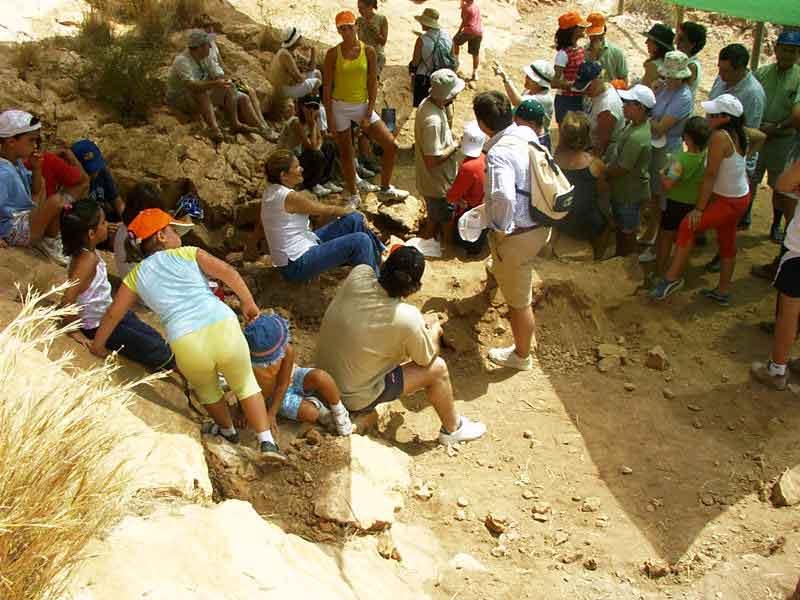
[171,318,261,405]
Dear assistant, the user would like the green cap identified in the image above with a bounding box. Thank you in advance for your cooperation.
[515,99,545,122]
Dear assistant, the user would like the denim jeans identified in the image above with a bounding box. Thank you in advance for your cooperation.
[83,310,176,371]
[279,212,385,282]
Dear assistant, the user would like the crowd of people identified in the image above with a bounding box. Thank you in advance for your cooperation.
[1,3,800,460]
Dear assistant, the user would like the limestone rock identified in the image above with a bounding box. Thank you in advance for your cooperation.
[645,346,669,371]
[597,343,627,360]
[772,466,800,507]
[66,500,430,599]
[313,434,411,530]
[375,195,424,233]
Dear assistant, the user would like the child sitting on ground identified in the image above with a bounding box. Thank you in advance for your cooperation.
[243,313,353,436]
[652,115,711,278]
[88,208,282,460]
[59,198,176,372]
[446,121,487,254]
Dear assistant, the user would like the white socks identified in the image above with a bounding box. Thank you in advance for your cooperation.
[220,425,237,437]
[257,429,275,445]
[331,402,347,416]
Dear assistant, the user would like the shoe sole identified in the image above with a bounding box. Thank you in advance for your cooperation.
[261,452,288,464]
[488,355,533,371]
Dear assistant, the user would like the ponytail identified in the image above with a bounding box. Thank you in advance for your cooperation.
[59,199,102,258]
[719,114,748,155]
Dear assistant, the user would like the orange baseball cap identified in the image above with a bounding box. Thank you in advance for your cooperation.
[558,11,590,30]
[610,79,628,90]
[128,208,188,241]
[335,10,356,27]
[586,13,606,36]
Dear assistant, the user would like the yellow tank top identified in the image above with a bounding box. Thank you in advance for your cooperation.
[332,42,368,104]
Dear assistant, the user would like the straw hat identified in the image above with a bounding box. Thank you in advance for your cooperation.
[415,8,441,30]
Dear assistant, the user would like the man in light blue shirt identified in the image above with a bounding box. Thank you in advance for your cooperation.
[0,109,66,264]
[474,91,550,372]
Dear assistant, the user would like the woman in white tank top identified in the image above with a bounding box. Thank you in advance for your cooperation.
[652,94,760,304]
[258,150,384,283]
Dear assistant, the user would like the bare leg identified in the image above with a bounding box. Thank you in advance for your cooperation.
[655,229,675,277]
[239,391,269,433]
[773,294,800,364]
[335,129,357,194]
[302,369,343,407]
[247,88,268,127]
[508,305,535,359]
[717,256,735,294]
[472,52,479,77]
[401,358,459,432]
[192,89,222,133]
[296,399,321,423]
[665,239,693,281]
[29,193,64,242]
[366,120,398,187]
[236,95,263,129]
[204,397,234,429]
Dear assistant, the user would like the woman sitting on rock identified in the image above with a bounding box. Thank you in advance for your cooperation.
[256,149,384,283]
[269,26,321,102]
[277,95,342,198]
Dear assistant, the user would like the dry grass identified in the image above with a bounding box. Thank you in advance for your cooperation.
[626,0,675,23]
[12,42,41,76]
[0,285,152,600]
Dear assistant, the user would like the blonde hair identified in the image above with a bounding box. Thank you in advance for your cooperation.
[559,111,591,151]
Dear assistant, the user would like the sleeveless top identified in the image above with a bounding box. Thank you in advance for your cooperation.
[260,183,319,267]
[555,46,585,97]
[561,165,605,239]
[333,42,368,104]
[712,130,748,198]
[76,250,112,330]
[688,55,702,100]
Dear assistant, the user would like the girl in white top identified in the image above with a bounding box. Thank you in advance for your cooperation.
[257,149,384,283]
[494,59,555,127]
[59,198,175,371]
[653,94,762,304]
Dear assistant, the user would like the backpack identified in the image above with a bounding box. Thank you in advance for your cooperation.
[498,135,574,225]
[429,31,457,72]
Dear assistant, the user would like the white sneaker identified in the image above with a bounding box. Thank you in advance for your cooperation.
[358,179,380,193]
[488,345,533,371]
[324,181,344,193]
[36,236,68,266]
[312,184,331,197]
[438,416,486,445]
[638,247,656,264]
[332,407,353,436]
[378,185,410,201]
[347,193,361,209]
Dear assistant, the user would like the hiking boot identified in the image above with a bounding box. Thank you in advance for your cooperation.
[770,223,785,244]
[260,440,287,462]
[649,277,684,301]
[378,185,410,202]
[36,236,68,266]
[201,422,240,444]
[356,164,376,179]
[488,345,533,371]
[751,261,778,280]
[312,184,331,197]
[700,287,731,307]
[750,361,787,391]
[357,179,380,193]
[438,416,487,445]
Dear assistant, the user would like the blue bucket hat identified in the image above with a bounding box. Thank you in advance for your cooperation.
[244,314,290,367]
[71,139,106,175]
[777,31,800,47]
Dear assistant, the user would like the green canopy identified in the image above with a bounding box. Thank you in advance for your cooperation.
[668,0,800,26]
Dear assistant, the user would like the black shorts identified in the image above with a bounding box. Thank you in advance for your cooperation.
[661,198,694,232]
[453,31,482,55]
[359,365,404,412]
[774,256,800,298]
[413,73,430,108]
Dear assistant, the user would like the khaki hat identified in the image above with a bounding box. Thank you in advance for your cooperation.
[187,29,210,48]
[658,50,692,80]
[415,8,441,29]
[429,69,465,101]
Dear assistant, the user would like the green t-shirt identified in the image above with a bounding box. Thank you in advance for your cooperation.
[666,149,706,205]
[590,41,628,83]
[755,63,800,125]
[610,120,652,204]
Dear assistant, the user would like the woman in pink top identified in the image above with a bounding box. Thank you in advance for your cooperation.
[453,0,483,81]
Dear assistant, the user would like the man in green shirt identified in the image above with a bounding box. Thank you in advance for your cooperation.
[606,84,654,256]
[585,12,628,85]
[754,30,800,242]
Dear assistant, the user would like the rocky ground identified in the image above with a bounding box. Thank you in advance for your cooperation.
[2,0,800,598]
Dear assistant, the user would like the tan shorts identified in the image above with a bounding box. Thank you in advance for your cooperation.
[489,227,550,309]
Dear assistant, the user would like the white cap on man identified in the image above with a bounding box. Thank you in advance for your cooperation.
[461,121,487,158]
[701,94,744,118]
[0,110,41,139]
[617,84,656,109]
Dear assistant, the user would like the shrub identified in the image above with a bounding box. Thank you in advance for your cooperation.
[0,286,145,600]
[76,8,115,52]
[627,0,675,23]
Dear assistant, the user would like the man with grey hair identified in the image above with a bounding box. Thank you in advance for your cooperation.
[166,29,265,143]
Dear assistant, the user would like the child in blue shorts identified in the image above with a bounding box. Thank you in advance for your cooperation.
[244,314,353,436]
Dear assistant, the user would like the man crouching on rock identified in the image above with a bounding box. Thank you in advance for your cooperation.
[474,90,550,371]
[314,246,486,445]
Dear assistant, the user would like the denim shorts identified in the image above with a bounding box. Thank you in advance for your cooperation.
[275,366,321,421]
[611,200,641,233]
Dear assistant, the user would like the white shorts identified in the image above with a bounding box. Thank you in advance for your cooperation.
[331,99,380,133]
[282,70,322,99]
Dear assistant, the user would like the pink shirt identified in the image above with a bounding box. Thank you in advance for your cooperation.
[461,2,483,36]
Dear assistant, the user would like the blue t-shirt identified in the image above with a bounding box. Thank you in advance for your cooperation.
[0,158,34,239]
[88,168,119,217]
[653,85,693,150]
[123,246,235,342]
